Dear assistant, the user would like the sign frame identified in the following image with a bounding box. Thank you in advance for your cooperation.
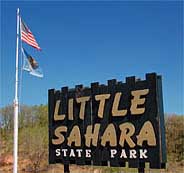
[48,73,167,169]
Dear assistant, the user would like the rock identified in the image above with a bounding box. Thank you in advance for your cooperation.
[94,169,102,173]
[0,155,13,166]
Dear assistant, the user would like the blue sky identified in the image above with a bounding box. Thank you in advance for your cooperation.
[1,1,183,114]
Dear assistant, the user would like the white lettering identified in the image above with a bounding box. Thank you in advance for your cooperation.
[69,149,75,157]
[120,149,127,158]
[140,149,148,158]
[129,149,137,158]
[62,149,67,157]
[76,149,83,157]
[55,148,148,159]
[56,149,61,156]
[110,149,117,158]
[86,149,91,158]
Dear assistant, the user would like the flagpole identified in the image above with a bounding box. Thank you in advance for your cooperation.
[13,8,20,173]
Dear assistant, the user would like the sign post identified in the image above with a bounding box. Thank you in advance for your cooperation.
[138,167,144,173]
[64,164,70,173]
[48,73,166,171]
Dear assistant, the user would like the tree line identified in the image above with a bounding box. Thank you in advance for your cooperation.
[0,105,183,172]
[0,105,48,172]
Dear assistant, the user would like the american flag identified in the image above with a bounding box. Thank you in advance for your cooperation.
[20,18,41,50]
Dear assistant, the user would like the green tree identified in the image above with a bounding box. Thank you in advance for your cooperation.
[0,105,14,132]
[165,115,184,162]
[19,125,48,172]
[18,104,48,172]
[34,104,48,126]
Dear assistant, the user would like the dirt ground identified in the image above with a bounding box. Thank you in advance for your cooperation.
[1,163,184,173]
[0,155,183,173]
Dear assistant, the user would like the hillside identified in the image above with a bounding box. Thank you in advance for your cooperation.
[0,105,183,172]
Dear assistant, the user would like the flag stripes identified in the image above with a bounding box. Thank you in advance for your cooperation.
[20,18,41,50]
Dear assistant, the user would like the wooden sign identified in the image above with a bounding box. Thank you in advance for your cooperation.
[48,73,166,169]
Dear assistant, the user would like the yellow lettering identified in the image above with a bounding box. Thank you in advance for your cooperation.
[101,123,117,147]
[67,125,81,147]
[112,92,127,116]
[130,89,149,115]
[76,96,90,120]
[119,123,135,148]
[68,99,74,120]
[85,123,100,147]
[137,121,156,146]
[52,126,67,145]
[54,100,65,121]
[95,94,110,118]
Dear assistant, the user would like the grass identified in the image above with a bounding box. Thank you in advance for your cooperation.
[40,163,183,173]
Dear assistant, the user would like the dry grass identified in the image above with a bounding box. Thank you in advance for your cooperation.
[1,162,183,173]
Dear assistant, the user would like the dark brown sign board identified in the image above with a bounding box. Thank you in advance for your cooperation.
[48,73,166,169]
